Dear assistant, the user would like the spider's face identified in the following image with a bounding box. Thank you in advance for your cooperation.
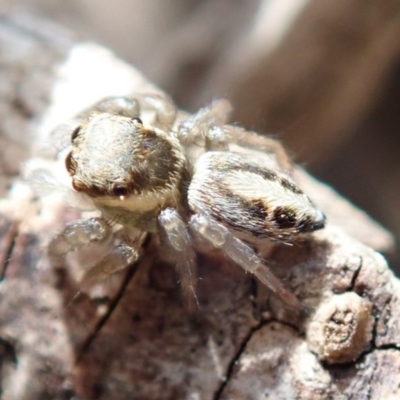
[65,112,185,200]
[63,112,187,231]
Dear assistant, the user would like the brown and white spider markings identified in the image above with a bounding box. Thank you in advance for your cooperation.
[41,94,325,311]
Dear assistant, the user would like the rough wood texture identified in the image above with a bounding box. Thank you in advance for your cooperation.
[0,13,399,400]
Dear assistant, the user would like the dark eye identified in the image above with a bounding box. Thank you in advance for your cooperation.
[131,117,143,125]
[112,183,129,197]
[72,178,83,192]
[65,152,76,175]
[71,125,81,141]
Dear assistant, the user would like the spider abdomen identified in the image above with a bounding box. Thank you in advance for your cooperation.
[188,151,325,242]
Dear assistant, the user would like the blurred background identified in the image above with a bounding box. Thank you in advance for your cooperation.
[2,0,400,272]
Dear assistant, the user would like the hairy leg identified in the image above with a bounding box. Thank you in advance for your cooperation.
[48,217,141,290]
[177,99,232,151]
[134,93,177,130]
[77,93,177,130]
[48,218,113,259]
[189,213,300,311]
[158,208,199,311]
[225,125,293,173]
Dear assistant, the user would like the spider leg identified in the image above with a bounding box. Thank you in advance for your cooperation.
[158,208,199,311]
[134,93,177,130]
[80,93,177,130]
[78,241,141,291]
[177,99,232,151]
[189,213,300,311]
[48,217,142,290]
[225,125,293,173]
[90,97,140,118]
[25,163,94,210]
[48,218,113,261]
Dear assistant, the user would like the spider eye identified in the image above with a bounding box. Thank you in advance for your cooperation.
[65,151,76,175]
[131,117,143,125]
[71,125,81,141]
[112,183,129,197]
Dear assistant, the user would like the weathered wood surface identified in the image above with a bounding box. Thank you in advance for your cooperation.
[0,13,399,400]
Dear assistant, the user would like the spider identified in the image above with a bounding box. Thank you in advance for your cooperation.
[38,93,325,311]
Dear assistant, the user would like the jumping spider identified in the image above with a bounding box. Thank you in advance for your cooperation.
[40,94,325,311]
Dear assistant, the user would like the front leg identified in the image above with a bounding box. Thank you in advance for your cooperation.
[48,218,141,290]
[189,214,301,311]
[158,208,199,311]
[78,242,140,291]
[48,218,112,260]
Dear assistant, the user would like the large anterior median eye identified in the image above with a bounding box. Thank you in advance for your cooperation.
[112,183,129,197]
